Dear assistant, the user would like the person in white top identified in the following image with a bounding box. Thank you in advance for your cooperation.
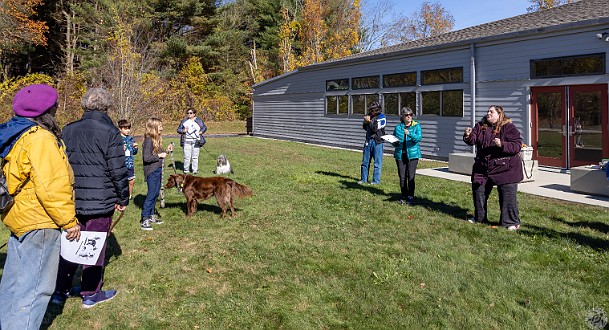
[177,108,207,174]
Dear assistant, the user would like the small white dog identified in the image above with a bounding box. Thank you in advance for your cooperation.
[214,154,233,175]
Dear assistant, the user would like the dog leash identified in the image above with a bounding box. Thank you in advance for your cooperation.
[169,142,182,193]
[160,156,165,208]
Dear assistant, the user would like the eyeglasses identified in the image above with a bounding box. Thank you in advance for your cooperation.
[187,112,194,114]
[404,113,413,117]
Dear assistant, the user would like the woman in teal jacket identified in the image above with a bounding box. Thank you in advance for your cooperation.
[393,107,422,205]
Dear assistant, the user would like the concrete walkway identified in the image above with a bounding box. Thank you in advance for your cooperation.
[418,166,609,208]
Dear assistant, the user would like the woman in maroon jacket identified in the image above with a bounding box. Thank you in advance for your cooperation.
[463,105,523,230]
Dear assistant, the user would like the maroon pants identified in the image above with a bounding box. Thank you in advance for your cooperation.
[55,214,112,297]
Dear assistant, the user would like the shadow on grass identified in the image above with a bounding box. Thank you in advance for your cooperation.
[168,160,183,173]
[340,179,387,195]
[325,168,471,221]
[0,251,5,272]
[42,301,64,329]
[384,193,471,220]
[162,201,233,219]
[315,170,357,180]
[105,233,122,265]
[551,216,609,234]
[520,223,609,250]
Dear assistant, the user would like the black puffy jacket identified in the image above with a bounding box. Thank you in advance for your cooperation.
[62,111,129,215]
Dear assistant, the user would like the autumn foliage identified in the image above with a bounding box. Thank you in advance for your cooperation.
[0,0,48,49]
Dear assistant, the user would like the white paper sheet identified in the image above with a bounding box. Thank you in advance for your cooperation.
[60,230,107,266]
[381,135,399,144]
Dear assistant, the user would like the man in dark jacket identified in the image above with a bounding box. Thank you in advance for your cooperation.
[359,101,387,185]
[52,87,129,309]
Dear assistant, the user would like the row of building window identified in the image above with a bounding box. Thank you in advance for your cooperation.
[326,90,464,117]
[326,53,604,92]
[327,67,463,91]
[325,53,605,117]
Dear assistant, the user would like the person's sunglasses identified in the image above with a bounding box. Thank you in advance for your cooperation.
[187,112,194,114]
[404,113,413,117]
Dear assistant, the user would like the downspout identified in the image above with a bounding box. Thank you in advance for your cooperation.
[470,43,477,153]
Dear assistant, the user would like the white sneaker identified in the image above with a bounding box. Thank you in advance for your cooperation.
[507,225,520,231]
[150,215,164,225]
[467,217,476,224]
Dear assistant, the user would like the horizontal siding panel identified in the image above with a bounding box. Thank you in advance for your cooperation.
[476,30,609,81]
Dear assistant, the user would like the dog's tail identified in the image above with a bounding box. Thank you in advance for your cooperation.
[231,180,253,199]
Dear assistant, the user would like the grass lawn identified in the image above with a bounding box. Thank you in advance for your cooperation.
[2,136,609,329]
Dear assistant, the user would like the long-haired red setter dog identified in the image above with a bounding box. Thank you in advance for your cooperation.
[165,174,253,219]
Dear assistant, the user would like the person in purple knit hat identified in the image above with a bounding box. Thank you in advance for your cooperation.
[0,84,81,330]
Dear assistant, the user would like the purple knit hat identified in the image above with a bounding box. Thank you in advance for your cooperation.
[12,84,59,118]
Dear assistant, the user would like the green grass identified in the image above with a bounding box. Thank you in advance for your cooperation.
[2,137,609,329]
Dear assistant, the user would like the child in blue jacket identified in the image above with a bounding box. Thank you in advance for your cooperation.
[119,119,138,199]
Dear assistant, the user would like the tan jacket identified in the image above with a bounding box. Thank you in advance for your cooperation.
[1,126,77,237]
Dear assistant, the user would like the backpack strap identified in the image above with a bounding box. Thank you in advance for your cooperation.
[1,158,30,197]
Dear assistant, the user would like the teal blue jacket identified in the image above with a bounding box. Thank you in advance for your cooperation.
[392,121,422,160]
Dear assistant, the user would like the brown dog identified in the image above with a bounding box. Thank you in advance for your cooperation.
[165,174,252,219]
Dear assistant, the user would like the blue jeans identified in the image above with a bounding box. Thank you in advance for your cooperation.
[361,139,384,184]
[142,167,162,218]
[0,229,61,330]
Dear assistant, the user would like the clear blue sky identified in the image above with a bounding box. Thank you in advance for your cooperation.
[389,0,531,30]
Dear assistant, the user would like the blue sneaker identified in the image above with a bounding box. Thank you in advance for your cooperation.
[50,291,68,305]
[50,286,81,305]
[82,289,117,309]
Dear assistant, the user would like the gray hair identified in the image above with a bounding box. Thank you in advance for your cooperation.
[82,88,113,112]
[402,107,414,116]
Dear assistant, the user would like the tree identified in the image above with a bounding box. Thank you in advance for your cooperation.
[298,0,326,65]
[0,0,47,49]
[383,0,454,45]
[357,0,396,51]
[296,0,361,67]
[0,0,48,80]
[150,0,218,75]
[527,0,578,12]
[324,0,360,59]
[278,6,298,73]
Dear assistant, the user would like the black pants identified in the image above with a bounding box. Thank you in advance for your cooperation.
[472,181,520,227]
[396,158,418,199]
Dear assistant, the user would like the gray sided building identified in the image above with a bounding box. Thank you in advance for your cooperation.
[252,0,609,169]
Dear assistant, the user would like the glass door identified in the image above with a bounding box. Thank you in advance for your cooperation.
[531,86,566,167]
[569,85,609,167]
[532,84,608,168]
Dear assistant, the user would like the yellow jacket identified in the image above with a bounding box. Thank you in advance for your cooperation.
[1,126,78,237]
